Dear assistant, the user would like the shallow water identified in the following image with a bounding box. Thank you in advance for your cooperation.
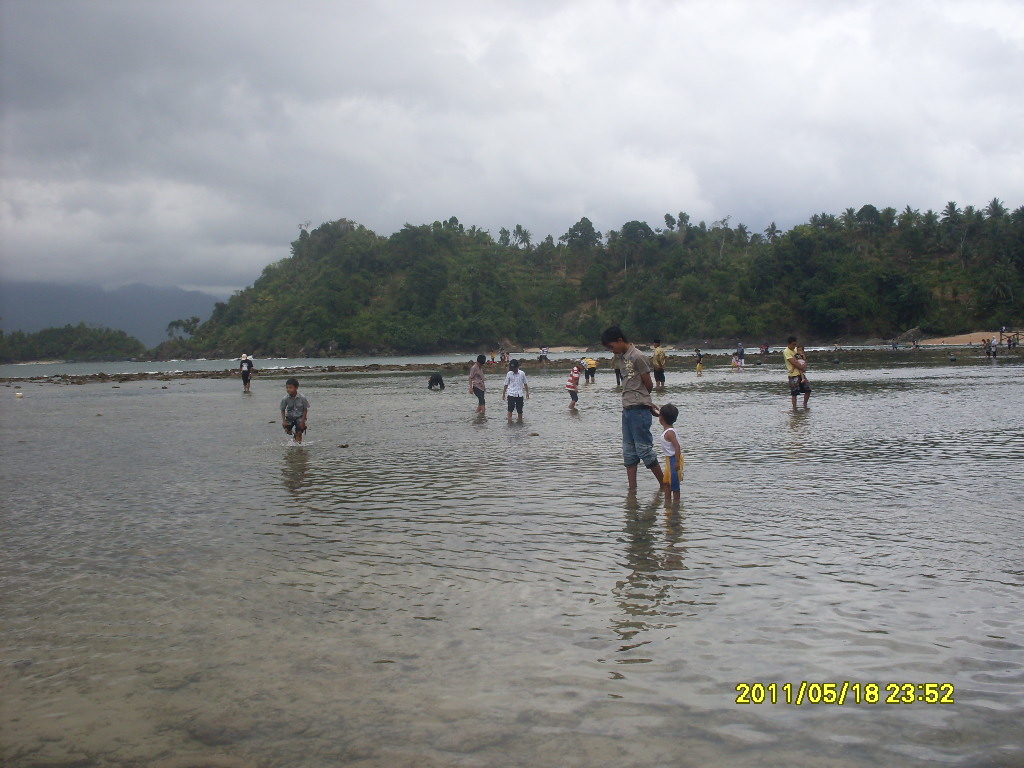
[2,359,1022,767]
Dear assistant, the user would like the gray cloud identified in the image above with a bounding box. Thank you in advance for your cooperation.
[2,0,1023,293]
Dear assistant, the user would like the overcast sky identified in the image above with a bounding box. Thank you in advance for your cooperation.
[2,0,1023,294]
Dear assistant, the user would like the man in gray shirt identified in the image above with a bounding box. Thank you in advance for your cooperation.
[601,326,662,489]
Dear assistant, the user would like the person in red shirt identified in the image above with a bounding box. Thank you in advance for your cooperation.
[565,362,582,409]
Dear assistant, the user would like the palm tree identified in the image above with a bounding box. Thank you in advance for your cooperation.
[898,205,921,228]
[512,224,532,249]
[985,197,1007,220]
[941,201,961,225]
[941,203,968,269]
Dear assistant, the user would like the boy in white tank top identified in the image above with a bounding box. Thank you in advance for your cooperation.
[658,403,682,499]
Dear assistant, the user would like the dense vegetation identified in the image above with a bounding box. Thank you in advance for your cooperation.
[0,323,147,363]
[177,199,1022,356]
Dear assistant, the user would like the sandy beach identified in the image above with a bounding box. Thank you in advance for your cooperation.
[920,330,1006,346]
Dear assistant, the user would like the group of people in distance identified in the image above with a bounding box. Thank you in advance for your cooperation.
[468,354,532,423]
[983,336,1017,356]
[246,329,813,471]
[470,327,813,495]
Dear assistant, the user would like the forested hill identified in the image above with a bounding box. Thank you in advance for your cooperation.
[0,323,147,363]
[178,201,1023,357]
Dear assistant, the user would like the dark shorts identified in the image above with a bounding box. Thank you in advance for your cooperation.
[653,368,666,384]
[284,417,306,435]
[473,387,485,405]
[788,376,811,395]
[507,395,524,413]
[585,367,596,381]
[241,372,251,384]
[568,390,578,402]
[539,355,549,362]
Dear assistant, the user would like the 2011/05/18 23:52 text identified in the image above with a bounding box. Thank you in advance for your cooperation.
[734,682,955,706]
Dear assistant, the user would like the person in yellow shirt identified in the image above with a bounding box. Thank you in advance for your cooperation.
[582,356,598,383]
[784,336,811,409]
[651,339,667,390]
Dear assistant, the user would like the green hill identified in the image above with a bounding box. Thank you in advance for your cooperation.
[0,323,147,363]
[171,201,1023,357]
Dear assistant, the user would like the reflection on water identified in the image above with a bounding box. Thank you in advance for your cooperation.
[1,360,1022,767]
[613,493,687,653]
[282,445,310,496]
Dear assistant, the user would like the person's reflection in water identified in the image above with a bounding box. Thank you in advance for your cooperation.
[788,407,811,433]
[662,496,685,571]
[611,491,687,648]
[282,446,310,498]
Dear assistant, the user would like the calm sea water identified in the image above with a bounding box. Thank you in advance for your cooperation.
[2,358,1022,767]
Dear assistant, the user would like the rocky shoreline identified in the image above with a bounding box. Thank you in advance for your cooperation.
[3,345,1016,387]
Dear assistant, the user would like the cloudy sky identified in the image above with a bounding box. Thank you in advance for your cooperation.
[2,0,1023,294]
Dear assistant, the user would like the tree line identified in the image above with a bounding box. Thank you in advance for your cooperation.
[5,199,1021,363]
[0,323,147,363]
[172,198,1020,358]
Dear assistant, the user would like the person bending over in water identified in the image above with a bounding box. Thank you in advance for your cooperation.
[428,373,445,390]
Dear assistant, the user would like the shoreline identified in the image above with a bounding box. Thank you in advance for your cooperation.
[4,345,1018,386]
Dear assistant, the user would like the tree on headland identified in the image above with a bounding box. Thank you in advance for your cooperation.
[0,323,146,363]
[166,316,201,339]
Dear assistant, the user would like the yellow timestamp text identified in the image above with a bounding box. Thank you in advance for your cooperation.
[734,682,955,705]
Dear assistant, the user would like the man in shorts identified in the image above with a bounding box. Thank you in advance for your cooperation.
[239,354,255,393]
[784,336,811,409]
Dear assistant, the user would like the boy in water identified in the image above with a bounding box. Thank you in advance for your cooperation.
[565,360,582,409]
[694,348,704,376]
[502,359,530,422]
[280,377,310,443]
[658,403,682,500]
[601,326,663,489]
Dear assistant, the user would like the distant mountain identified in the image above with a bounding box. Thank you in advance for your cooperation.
[0,282,225,348]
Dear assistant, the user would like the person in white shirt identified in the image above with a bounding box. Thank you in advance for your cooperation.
[502,359,530,422]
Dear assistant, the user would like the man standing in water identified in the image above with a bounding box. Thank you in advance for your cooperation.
[469,354,487,414]
[784,336,810,409]
[602,326,663,490]
[239,354,255,393]
[651,339,667,390]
